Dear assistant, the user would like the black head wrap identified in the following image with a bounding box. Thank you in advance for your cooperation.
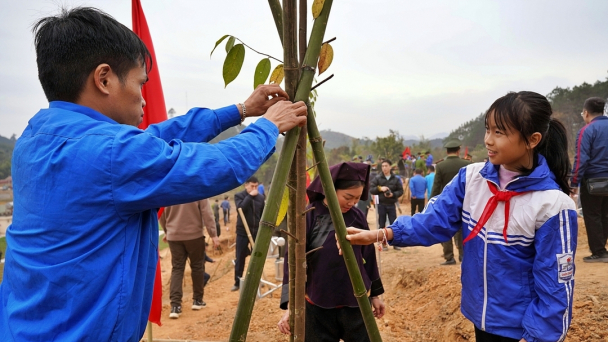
[306,162,371,202]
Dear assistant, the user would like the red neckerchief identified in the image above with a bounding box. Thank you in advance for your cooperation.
[463,180,529,244]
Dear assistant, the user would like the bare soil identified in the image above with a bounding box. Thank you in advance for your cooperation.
[145,201,608,342]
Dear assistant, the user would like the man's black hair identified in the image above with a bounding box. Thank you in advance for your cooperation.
[428,165,435,172]
[583,97,606,115]
[446,147,460,154]
[33,7,152,103]
[381,159,392,166]
[414,168,423,174]
[246,176,259,184]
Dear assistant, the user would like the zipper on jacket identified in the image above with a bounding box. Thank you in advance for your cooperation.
[481,229,488,331]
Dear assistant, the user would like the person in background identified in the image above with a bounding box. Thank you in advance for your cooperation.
[425,165,435,201]
[425,151,434,168]
[571,97,608,263]
[415,153,427,175]
[409,168,426,215]
[221,196,231,227]
[257,182,265,198]
[160,199,219,319]
[211,198,221,237]
[370,159,403,250]
[232,176,265,291]
[345,91,577,342]
[432,140,471,265]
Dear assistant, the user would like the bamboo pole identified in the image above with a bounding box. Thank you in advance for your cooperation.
[268,0,284,45]
[293,1,308,340]
[306,104,384,342]
[283,1,299,340]
[229,1,334,340]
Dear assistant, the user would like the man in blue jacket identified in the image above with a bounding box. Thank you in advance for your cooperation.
[409,168,426,215]
[0,7,307,342]
[571,97,608,263]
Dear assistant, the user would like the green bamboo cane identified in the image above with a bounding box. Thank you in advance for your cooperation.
[268,0,284,45]
[293,1,309,340]
[283,0,300,340]
[306,104,384,342]
[228,1,334,340]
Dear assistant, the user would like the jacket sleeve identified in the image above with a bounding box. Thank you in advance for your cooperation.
[369,175,381,195]
[431,167,443,197]
[571,127,591,187]
[391,177,403,199]
[144,105,240,144]
[390,166,466,247]
[199,199,217,238]
[521,209,577,342]
[110,118,278,217]
[159,208,167,234]
[235,192,253,210]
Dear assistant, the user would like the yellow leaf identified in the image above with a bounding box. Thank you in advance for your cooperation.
[318,43,333,75]
[311,0,325,19]
[269,64,284,85]
[275,189,289,226]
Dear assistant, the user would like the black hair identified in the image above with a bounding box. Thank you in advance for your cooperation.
[485,91,571,194]
[446,147,460,154]
[583,97,606,115]
[381,159,392,166]
[32,7,152,103]
[246,176,259,184]
[414,168,423,174]
[334,180,365,191]
[427,165,435,172]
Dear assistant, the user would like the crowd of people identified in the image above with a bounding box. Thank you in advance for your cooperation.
[0,6,606,342]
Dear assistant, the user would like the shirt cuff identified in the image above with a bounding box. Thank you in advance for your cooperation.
[216,104,242,130]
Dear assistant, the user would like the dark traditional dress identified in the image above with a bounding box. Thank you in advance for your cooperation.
[280,162,384,342]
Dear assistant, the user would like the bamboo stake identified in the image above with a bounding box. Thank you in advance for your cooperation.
[237,208,268,282]
[283,1,298,340]
[229,1,334,340]
[294,1,308,340]
[268,0,284,45]
[306,104,383,342]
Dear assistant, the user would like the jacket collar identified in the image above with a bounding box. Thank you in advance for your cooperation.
[49,101,118,125]
[479,154,559,192]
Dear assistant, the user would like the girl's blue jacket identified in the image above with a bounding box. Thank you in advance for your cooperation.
[390,156,577,342]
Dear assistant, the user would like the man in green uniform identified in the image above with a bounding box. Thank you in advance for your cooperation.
[431,140,471,265]
[414,153,427,175]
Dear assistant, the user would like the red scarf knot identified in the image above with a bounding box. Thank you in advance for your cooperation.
[463,180,529,244]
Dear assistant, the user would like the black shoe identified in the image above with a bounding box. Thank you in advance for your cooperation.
[393,246,402,250]
[440,258,456,265]
[583,254,608,263]
[230,285,239,292]
[192,300,206,310]
[169,306,182,319]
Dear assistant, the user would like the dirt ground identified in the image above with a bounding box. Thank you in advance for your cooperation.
[145,200,608,342]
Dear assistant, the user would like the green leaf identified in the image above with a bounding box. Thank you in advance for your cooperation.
[275,188,289,226]
[225,36,236,53]
[222,44,245,88]
[312,0,325,19]
[210,35,230,57]
[269,64,284,85]
[253,58,271,89]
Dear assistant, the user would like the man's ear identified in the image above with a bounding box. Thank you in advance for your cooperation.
[93,64,113,95]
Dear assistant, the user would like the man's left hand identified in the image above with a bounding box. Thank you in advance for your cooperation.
[212,237,220,248]
[242,84,289,118]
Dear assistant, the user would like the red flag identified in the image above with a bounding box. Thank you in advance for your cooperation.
[132,0,167,326]
[464,146,468,157]
[402,147,411,159]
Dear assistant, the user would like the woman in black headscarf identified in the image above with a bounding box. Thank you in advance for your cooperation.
[277,162,385,342]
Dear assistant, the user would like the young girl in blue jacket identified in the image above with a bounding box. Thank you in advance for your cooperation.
[344,91,577,342]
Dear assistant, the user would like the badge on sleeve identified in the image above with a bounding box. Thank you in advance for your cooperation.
[556,253,574,283]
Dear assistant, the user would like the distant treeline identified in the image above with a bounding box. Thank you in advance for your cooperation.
[0,135,16,179]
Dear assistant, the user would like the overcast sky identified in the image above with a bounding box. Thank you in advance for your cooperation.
[1,0,607,140]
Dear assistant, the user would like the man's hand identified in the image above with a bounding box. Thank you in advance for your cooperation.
[212,237,220,248]
[242,84,289,117]
[264,100,307,132]
[245,182,259,196]
[277,310,291,335]
[379,186,389,192]
[385,192,393,198]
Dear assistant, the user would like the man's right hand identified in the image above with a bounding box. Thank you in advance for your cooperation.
[264,100,308,133]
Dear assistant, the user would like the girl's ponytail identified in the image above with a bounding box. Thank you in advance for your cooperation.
[537,118,571,194]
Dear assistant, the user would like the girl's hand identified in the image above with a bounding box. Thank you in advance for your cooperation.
[371,297,385,319]
[337,228,377,255]
[277,310,290,335]
[519,339,527,342]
